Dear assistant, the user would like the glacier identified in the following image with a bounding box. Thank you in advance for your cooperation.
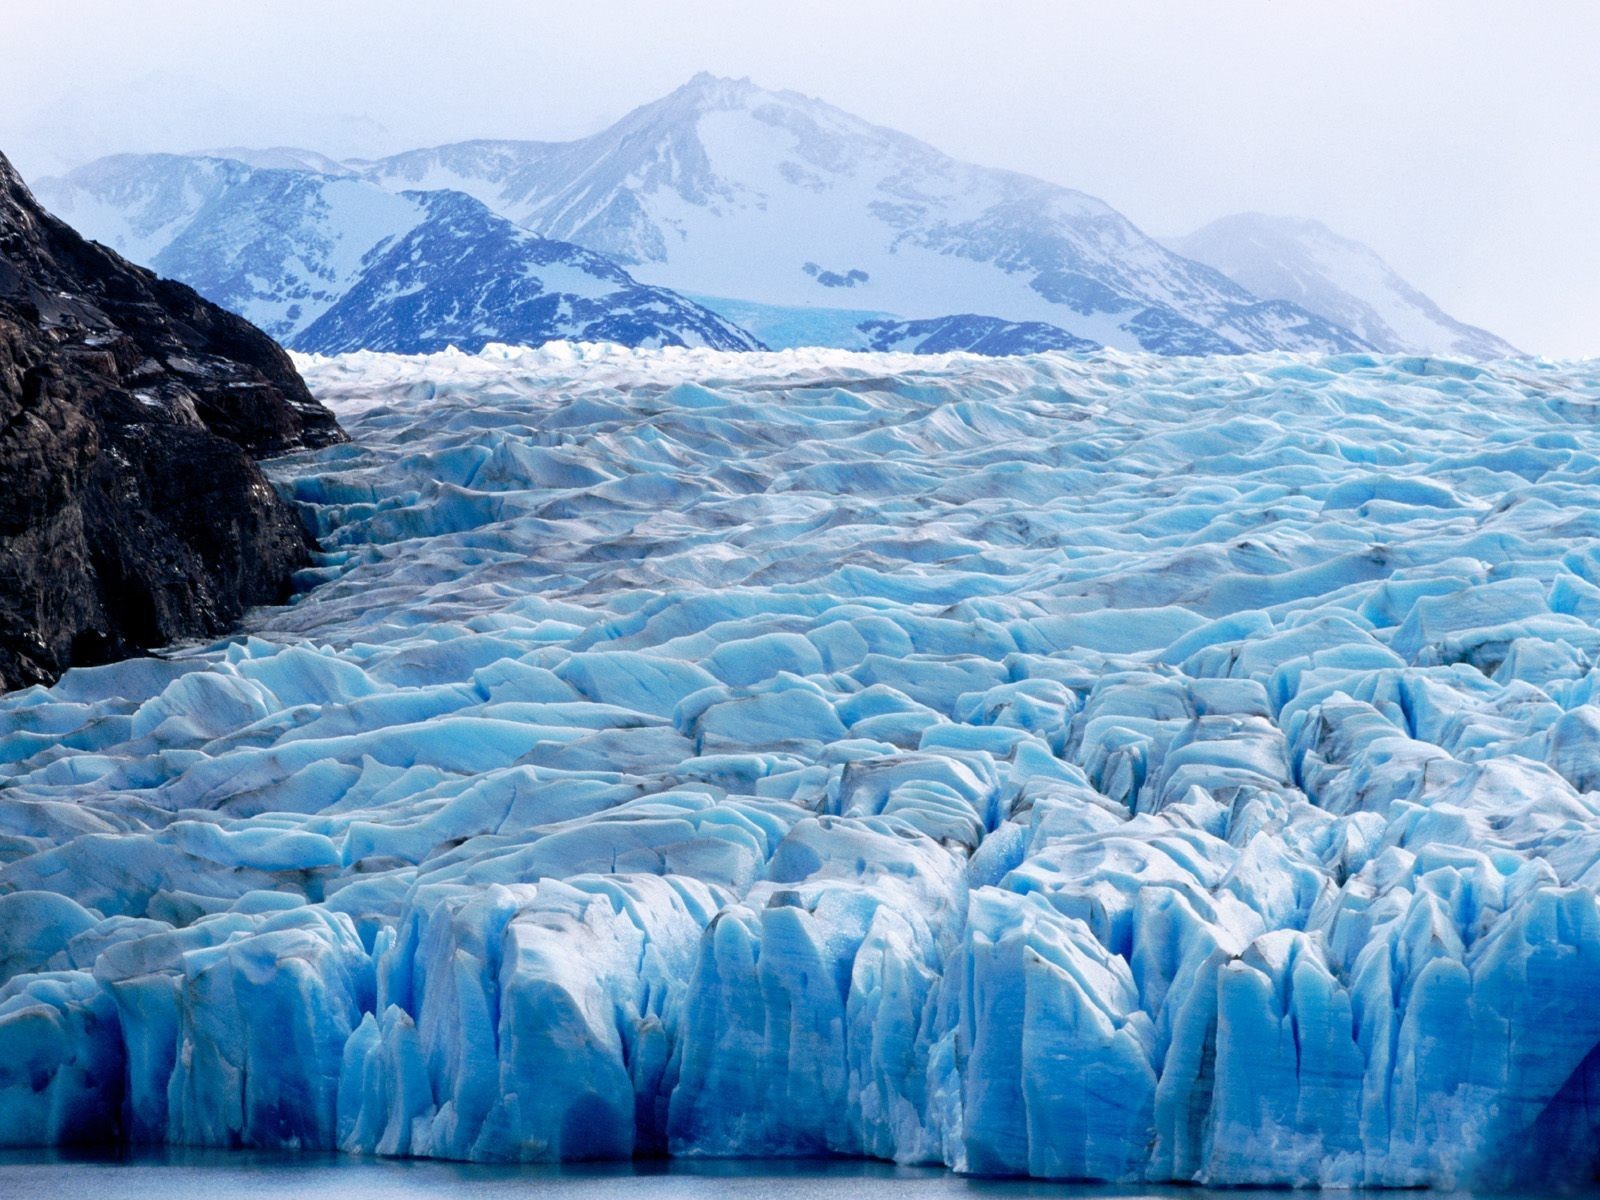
[3,343,1600,1187]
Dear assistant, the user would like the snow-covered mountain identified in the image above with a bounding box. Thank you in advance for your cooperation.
[355,74,1370,356]
[32,155,761,354]
[199,146,358,176]
[1166,213,1521,358]
[40,78,1458,360]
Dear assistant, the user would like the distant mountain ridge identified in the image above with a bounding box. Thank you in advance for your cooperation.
[349,73,1372,356]
[34,154,762,355]
[1165,213,1521,358]
[28,74,1521,359]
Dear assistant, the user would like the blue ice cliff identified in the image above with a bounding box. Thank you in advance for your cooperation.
[2,342,1600,1188]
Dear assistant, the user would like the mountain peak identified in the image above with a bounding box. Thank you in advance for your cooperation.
[1168,212,1521,357]
[670,71,767,107]
[0,148,26,192]
[1210,210,1328,233]
[0,148,47,233]
[321,83,1368,355]
[684,70,749,88]
[40,80,1397,361]
[656,72,848,124]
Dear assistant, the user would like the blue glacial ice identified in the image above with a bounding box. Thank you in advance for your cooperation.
[4,342,1600,1186]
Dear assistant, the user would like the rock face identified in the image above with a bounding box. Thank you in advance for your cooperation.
[856,313,1099,355]
[0,150,343,690]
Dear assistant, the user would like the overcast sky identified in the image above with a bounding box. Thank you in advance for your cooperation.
[3,0,1596,356]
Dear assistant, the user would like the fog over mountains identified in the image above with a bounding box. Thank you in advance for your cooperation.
[32,74,1520,359]
[1166,213,1522,359]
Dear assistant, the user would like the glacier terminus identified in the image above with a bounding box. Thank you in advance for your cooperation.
[3,344,1600,1189]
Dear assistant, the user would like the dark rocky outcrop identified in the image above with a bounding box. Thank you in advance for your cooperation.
[0,149,344,690]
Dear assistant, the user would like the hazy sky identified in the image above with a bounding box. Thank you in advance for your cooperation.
[4,0,1596,356]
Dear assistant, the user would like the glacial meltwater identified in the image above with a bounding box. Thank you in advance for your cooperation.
[5,1151,1594,1200]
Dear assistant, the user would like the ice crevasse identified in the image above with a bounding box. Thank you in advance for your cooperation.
[3,342,1600,1186]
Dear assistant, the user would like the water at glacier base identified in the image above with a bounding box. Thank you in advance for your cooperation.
[4,1151,1592,1200]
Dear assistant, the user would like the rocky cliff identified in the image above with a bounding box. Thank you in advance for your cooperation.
[0,149,343,689]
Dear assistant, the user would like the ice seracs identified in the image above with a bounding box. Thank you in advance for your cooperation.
[2,343,1600,1185]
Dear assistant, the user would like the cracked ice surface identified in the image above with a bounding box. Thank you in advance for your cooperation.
[5,342,1600,1186]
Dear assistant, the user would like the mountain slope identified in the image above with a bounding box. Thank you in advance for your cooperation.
[34,156,762,354]
[0,148,341,688]
[297,190,760,354]
[1165,213,1521,358]
[857,314,1097,355]
[356,73,1370,356]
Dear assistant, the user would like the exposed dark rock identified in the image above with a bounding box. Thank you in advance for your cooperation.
[856,313,1099,356]
[0,149,344,690]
